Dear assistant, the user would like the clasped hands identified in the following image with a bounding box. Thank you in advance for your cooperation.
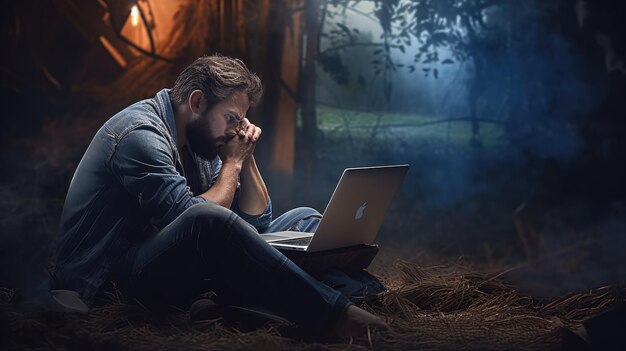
[219,118,261,165]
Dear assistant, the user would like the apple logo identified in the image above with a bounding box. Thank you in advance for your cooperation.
[355,202,367,220]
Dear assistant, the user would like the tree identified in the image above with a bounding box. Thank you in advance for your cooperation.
[317,0,503,145]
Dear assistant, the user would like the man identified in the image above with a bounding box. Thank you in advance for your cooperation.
[54,55,387,338]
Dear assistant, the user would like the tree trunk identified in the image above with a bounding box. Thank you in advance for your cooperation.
[244,0,301,212]
[462,15,482,148]
[297,0,321,200]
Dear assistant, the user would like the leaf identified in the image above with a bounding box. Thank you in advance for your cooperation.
[433,68,439,79]
[336,23,352,37]
[317,53,350,85]
[431,31,451,45]
[399,45,405,53]
[408,65,415,73]
[373,49,383,55]
[442,58,454,64]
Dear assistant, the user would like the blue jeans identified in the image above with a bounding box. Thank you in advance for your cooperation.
[112,203,349,333]
[265,206,322,233]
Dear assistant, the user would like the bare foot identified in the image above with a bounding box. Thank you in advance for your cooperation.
[333,305,390,340]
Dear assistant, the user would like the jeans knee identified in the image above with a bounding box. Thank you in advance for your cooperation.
[289,207,322,219]
[181,202,234,232]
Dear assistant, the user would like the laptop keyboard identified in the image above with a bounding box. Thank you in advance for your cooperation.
[272,237,313,246]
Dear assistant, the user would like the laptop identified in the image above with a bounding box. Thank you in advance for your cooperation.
[262,164,409,252]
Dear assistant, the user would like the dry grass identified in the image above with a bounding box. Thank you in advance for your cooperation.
[2,259,622,351]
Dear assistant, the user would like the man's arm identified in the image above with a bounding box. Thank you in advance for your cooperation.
[238,155,270,215]
[201,123,258,207]
[198,161,241,208]
[111,127,208,230]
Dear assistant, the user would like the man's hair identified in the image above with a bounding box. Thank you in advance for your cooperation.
[170,55,263,111]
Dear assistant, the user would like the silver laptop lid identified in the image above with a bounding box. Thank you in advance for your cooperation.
[306,164,409,252]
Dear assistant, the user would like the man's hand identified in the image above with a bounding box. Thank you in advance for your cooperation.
[207,117,268,214]
[238,118,262,143]
[226,118,269,216]
[219,118,261,166]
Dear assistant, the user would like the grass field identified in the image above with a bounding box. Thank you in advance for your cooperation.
[317,105,508,150]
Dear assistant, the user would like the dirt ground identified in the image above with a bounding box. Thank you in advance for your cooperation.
[2,243,625,350]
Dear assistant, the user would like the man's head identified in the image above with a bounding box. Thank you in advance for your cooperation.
[171,55,263,160]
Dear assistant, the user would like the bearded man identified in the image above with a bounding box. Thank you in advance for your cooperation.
[54,55,388,338]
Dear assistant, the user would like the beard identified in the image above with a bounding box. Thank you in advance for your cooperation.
[185,115,226,161]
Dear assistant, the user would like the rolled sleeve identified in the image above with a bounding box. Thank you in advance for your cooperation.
[231,187,273,232]
[109,126,200,230]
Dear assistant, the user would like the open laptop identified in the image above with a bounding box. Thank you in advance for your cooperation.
[262,164,409,252]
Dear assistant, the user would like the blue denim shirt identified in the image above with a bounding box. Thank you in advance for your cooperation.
[54,89,272,300]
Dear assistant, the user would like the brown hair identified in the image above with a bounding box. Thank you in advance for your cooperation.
[170,55,263,111]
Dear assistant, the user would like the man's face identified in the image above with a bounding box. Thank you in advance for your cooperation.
[185,90,250,160]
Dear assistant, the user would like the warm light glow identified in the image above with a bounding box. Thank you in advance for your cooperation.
[131,5,139,27]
